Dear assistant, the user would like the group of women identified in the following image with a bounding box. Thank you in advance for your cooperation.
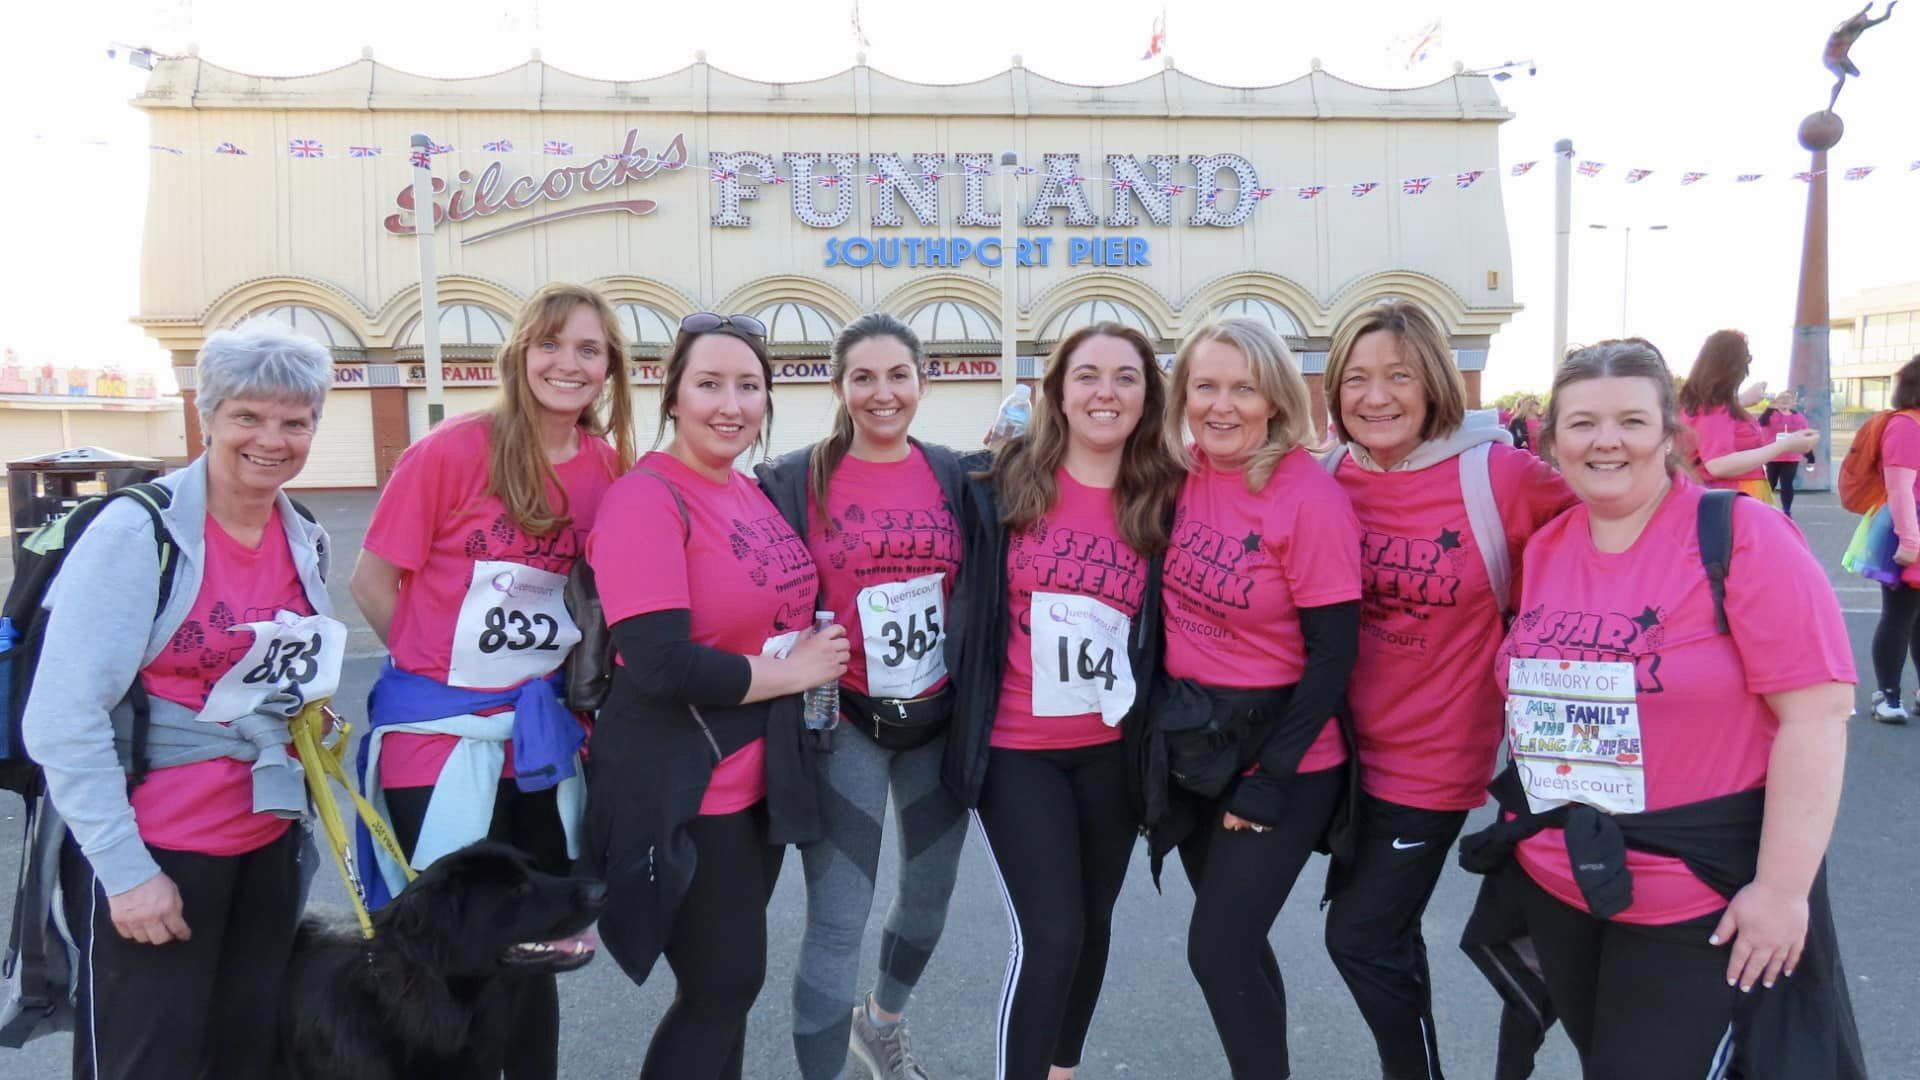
[22,280,1864,1080]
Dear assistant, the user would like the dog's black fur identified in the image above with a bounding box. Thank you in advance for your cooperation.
[276,841,606,1080]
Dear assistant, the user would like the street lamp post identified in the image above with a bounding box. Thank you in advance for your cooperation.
[1587,223,1668,337]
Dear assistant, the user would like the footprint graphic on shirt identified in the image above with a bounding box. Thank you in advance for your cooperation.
[839,530,860,552]
[830,551,848,570]
[728,534,752,560]
[843,504,867,525]
[490,514,518,546]
[207,602,236,633]
[464,531,489,559]
[749,566,769,587]
[198,647,226,671]
[168,620,205,653]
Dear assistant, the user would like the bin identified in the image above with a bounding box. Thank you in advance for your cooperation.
[7,446,164,562]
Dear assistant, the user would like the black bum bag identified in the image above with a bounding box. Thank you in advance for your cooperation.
[839,684,954,752]
[1150,678,1290,798]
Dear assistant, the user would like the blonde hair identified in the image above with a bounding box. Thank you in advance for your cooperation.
[487,283,636,536]
[1166,317,1312,492]
[1324,299,1467,445]
[992,322,1183,557]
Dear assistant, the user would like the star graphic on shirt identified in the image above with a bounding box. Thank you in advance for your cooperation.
[1631,606,1661,630]
[1241,531,1263,553]
[1435,528,1462,551]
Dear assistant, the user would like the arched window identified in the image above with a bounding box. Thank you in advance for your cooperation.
[617,302,677,355]
[1214,296,1304,339]
[243,304,365,358]
[906,300,1000,345]
[752,302,842,347]
[402,304,509,349]
[1036,298,1155,342]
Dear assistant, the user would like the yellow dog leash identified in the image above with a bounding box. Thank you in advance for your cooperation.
[289,701,417,939]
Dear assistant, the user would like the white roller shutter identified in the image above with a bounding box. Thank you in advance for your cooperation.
[290,390,375,489]
[407,388,498,444]
[910,382,1002,453]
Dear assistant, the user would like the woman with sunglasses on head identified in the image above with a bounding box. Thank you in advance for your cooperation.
[757,314,971,1080]
[1318,299,1573,1080]
[350,283,634,1079]
[1152,317,1361,1079]
[947,321,1182,1080]
[584,311,845,1080]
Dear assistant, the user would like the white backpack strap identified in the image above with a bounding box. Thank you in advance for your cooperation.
[1459,442,1511,614]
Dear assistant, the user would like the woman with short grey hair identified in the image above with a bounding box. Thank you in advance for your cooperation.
[24,321,341,1079]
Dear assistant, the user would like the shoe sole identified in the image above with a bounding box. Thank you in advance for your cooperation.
[1874,713,1910,725]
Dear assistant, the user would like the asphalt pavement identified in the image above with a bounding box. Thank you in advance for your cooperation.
[1,489,1914,1078]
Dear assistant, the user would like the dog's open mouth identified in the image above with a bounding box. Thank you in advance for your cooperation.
[501,930,597,973]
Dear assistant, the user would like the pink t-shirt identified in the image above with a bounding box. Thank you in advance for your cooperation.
[992,469,1149,751]
[589,452,820,815]
[1163,447,1361,772]
[1878,414,1920,586]
[1764,409,1809,462]
[134,513,311,856]
[1337,445,1575,810]
[1496,478,1855,925]
[806,447,963,699]
[362,415,617,788]
[1684,406,1768,487]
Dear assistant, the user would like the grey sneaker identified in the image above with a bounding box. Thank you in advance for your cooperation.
[849,1003,930,1080]
[1872,690,1910,724]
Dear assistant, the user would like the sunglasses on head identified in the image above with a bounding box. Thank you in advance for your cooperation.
[680,312,767,339]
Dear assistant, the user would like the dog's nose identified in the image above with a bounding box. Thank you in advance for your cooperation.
[579,880,608,909]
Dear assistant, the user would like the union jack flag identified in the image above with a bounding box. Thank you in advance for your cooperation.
[483,139,514,153]
[348,145,382,158]
[288,139,324,158]
[963,162,993,175]
[1066,175,1087,186]
[213,142,247,156]
[1160,183,1187,196]
[1510,161,1537,177]
[149,144,184,156]
[1402,177,1432,195]
[410,148,432,169]
[1845,166,1876,181]
[1576,160,1604,177]
[710,168,737,183]
[1793,171,1816,183]
[1680,171,1707,186]
[818,174,845,186]
[762,172,789,185]
[428,142,454,155]
[1248,187,1276,201]
[1295,186,1325,200]
[1012,165,1039,176]
[1455,170,1483,189]
[922,170,941,184]
[543,140,573,156]
[1351,182,1379,198]
[1199,186,1223,206]
[1736,173,1763,183]
[864,174,887,185]
[1625,168,1653,184]
[1110,178,1134,192]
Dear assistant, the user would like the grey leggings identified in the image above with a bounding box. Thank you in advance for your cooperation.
[792,727,969,1080]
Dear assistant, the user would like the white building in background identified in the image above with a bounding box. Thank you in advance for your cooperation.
[131,52,1520,488]
[1832,283,1920,410]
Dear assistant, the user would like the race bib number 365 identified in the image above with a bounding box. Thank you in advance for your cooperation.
[1029,592,1135,726]
[1506,657,1645,815]
[858,573,948,699]
[448,560,582,689]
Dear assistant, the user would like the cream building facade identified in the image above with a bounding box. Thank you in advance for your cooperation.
[133,53,1519,488]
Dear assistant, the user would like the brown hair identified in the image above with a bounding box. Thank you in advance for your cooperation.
[1677,329,1753,422]
[1893,355,1920,410]
[1539,337,1687,474]
[1166,316,1313,492]
[809,313,927,528]
[1324,299,1467,445]
[992,322,1182,556]
[655,321,777,457]
[487,283,636,536]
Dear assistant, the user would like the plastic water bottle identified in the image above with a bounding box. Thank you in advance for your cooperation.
[985,385,1033,447]
[801,611,839,747]
[0,617,17,758]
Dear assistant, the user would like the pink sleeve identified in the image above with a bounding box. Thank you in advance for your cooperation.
[1724,499,1856,694]
[588,475,690,625]
[1282,487,1363,608]
[1882,414,1920,470]
[362,436,452,572]
[1688,409,1741,462]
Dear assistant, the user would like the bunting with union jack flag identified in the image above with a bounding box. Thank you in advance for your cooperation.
[1455,170,1483,189]
[288,139,324,159]
[1012,165,1039,176]
[1109,177,1134,192]
[710,168,736,183]
[1296,185,1325,200]
[428,142,454,155]
[1577,160,1605,177]
[1351,182,1379,198]
[762,172,788,185]
[483,139,514,153]
[1248,187,1276,201]
[1680,171,1707,186]
[865,174,887,185]
[542,140,573,156]
[1160,183,1187,197]
[1402,177,1432,195]
[150,144,184,156]
[818,174,845,186]
[1510,161,1537,176]
[409,148,432,169]
[214,141,247,156]
[1737,173,1763,183]
[1199,186,1222,206]
[1845,166,1876,181]
[348,145,382,158]
[1794,171,1817,182]
[1625,168,1653,183]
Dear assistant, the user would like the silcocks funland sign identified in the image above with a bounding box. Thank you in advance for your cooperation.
[382,130,1274,251]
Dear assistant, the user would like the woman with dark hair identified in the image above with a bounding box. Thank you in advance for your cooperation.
[1678,330,1816,502]
[583,312,844,1079]
[350,282,635,1078]
[756,313,971,1080]
[948,321,1182,1080]
[1461,339,1861,1079]
[1865,354,1920,723]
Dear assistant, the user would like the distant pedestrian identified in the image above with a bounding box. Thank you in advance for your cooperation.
[1758,390,1812,516]
[1678,330,1815,503]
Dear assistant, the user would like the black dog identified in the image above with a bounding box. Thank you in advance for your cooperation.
[276,841,606,1079]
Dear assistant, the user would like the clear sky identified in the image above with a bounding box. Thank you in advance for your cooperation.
[5,0,1915,395]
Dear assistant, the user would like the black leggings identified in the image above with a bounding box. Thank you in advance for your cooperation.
[1870,584,1920,697]
[1764,461,1799,516]
[972,742,1138,1079]
[1512,870,1738,1080]
[1178,767,1343,1080]
[643,802,785,1080]
[61,827,301,1080]
[387,781,571,1080]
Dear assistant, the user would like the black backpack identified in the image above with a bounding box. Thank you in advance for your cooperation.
[1697,488,1738,635]
[1,483,178,797]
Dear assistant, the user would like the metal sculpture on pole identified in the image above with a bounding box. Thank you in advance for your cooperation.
[1790,2,1895,489]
